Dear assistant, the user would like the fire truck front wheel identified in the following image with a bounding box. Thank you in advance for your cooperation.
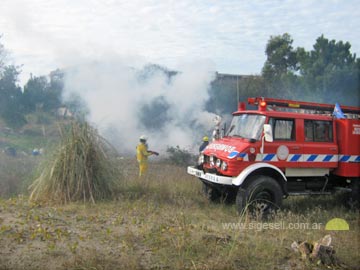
[236,175,283,216]
[202,183,221,202]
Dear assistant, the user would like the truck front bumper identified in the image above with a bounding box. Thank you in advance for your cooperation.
[187,166,234,186]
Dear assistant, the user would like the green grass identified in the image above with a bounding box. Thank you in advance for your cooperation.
[0,152,42,197]
[0,112,63,153]
[0,127,59,154]
[0,133,48,152]
[0,158,359,270]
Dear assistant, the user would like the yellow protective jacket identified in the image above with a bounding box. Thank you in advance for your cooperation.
[136,142,152,162]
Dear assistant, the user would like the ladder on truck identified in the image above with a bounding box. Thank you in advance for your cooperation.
[247,97,360,117]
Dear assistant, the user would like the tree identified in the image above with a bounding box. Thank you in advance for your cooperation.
[262,33,298,79]
[261,34,359,105]
[47,69,64,110]
[261,33,301,99]
[0,65,26,128]
[0,36,26,128]
[23,72,62,113]
[23,75,48,113]
[298,35,359,105]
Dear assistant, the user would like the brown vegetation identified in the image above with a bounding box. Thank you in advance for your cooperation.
[29,121,122,204]
[0,158,359,270]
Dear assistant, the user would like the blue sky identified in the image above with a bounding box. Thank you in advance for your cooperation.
[0,0,359,85]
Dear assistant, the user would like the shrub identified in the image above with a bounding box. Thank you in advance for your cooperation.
[165,146,196,167]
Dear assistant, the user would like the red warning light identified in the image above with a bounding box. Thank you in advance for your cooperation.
[247,97,256,105]
[259,101,267,111]
[238,102,246,111]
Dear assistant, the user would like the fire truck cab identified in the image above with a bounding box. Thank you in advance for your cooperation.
[187,97,360,214]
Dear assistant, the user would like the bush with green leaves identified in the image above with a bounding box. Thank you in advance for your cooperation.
[165,146,196,167]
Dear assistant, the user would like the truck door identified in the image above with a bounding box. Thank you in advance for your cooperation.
[265,117,302,168]
[302,119,338,171]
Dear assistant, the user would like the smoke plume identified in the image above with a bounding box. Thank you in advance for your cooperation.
[63,57,218,156]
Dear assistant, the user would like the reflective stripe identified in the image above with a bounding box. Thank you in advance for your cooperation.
[247,154,359,163]
[323,155,333,162]
[339,155,360,163]
[241,153,249,161]
[306,155,317,162]
[263,154,276,161]
[302,154,338,162]
[339,155,350,162]
[227,151,239,159]
[255,154,277,162]
[289,154,301,162]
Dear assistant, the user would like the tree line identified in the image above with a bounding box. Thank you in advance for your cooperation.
[208,34,359,115]
[0,33,359,128]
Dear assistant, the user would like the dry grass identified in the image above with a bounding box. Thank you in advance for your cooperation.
[0,152,41,197]
[29,121,122,204]
[0,158,359,270]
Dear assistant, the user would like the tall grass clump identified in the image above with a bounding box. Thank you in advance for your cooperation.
[29,121,122,204]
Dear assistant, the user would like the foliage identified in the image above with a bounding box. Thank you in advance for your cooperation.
[207,75,266,115]
[0,37,63,128]
[63,92,89,120]
[166,145,196,166]
[297,35,359,105]
[29,121,122,204]
[262,33,298,79]
[0,65,27,128]
[261,33,359,105]
[0,37,26,128]
[23,74,62,113]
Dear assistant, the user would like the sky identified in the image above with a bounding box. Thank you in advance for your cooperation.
[0,0,359,86]
[0,0,359,153]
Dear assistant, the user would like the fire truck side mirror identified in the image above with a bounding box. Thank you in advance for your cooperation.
[263,124,273,142]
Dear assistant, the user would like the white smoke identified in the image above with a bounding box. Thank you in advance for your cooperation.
[63,56,218,156]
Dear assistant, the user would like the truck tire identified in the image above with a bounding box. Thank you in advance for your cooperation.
[346,179,360,209]
[202,183,221,202]
[236,175,283,217]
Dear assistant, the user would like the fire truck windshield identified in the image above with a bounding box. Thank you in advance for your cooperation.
[227,114,266,140]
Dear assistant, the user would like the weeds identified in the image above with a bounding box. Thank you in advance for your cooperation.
[165,145,196,167]
[1,156,359,269]
[0,152,40,197]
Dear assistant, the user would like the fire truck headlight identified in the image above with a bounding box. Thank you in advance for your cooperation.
[210,155,215,166]
[221,161,228,171]
[215,158,222,168]
[198,153,204,165]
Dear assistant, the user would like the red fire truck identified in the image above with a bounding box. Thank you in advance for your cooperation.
[187,97,360,214]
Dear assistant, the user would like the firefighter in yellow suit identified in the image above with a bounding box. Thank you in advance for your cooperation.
[136,135,158,177]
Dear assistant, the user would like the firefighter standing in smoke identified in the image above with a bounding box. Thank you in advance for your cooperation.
[136,135,158,177]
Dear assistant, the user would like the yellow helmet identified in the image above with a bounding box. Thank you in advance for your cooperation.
[202,136,209,142]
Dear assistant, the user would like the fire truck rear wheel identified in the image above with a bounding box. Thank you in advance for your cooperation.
[236,175,283,216]
[346,179,360,209]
